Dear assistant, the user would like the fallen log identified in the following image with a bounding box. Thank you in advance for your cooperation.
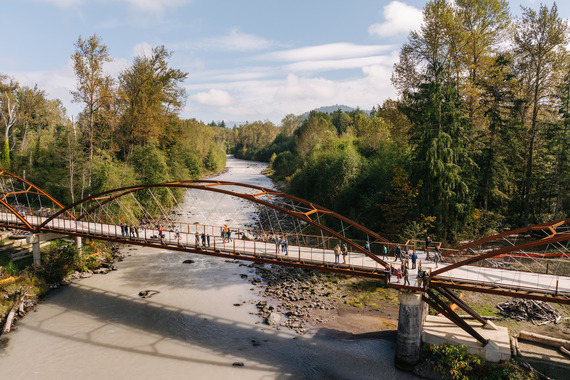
[561,346,570,357]
[518,330,570,350]
[510,336,517,357]
[511,336,521,356]
[2,286,31,334]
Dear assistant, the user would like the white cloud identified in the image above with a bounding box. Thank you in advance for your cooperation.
[191,89,233,106]
[275,74,336,101]
[368,1,423,38]
[103,58,131,76]
[259,43,394,62]
[9,61,77,116]
[132,42,154,57]
[122,0,192,12]
[185,59,399,122]
[183,40,401,123]
[219,105,256,117]
[202,28,275,52]
[284,55,394,73]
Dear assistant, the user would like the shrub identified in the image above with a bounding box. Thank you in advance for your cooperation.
[34,243,77,283]
[429,343,484,380]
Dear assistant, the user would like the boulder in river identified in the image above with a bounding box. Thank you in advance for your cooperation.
[265,312,281,326]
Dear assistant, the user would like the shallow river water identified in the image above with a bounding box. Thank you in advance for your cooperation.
[0,156,417,379]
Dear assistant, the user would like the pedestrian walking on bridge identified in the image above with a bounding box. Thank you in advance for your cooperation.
[334,243,341,263]
[341,243,348,264]
[403,263,410,286]
[394,245,402,262]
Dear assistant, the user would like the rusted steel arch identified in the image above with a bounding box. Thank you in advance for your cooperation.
[0,170,76,231]
[454,218,570,251]
[432,218,570,278]
[40,180,390,267]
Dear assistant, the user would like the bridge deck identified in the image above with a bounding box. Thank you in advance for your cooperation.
[2,212,568,303]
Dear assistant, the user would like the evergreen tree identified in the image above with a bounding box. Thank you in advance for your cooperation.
[403,63,472,240]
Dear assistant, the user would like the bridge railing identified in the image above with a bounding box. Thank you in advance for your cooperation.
[0,206,418,275]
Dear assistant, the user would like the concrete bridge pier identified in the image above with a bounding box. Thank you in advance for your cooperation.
[26,233,67,266]
[394,290,424,371]
[31,237,41,267]
[74,236,83,257]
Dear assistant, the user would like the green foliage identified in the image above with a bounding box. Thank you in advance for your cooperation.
[400,215,437,242]
[429,343,484,380]
[270,150,297,178]
[403,63,473,241]
[1,139,10,169]
[295,111,336,157]
[204,146,226,172]
[289,141,362,208]
[34,243,78,283]
[2,260,19,276]
[232,121,279,160]
[425,343,537,380]
[459,209,505,241]
[90,151,137,193]
[485,360,538,380]
[118,45,188,150]
[379,166,422,240]
[131,143,170,184]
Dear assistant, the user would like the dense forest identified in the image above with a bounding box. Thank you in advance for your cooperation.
[0,1,568,244]
[230,1,570,243]
[0,36,228,215]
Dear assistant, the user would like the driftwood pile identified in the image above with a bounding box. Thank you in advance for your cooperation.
[2,286,33,334]
[497,298,562,325]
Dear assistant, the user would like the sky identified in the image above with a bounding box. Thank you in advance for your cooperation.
[0,0,569,125]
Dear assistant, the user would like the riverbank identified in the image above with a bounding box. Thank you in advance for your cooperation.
[246,263,399,337]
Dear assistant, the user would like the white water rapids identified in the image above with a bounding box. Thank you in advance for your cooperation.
[0,156,417,379]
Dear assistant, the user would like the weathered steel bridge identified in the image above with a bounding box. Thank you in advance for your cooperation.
[0,169,568,368]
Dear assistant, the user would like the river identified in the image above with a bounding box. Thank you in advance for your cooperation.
[0,156,417,379]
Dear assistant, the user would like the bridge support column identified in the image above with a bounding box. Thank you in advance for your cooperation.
[395,291,424,371]
[32,240,41,267]
[26,232,67,267]
[74,236,83,257]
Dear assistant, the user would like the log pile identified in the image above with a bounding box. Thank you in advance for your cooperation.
[496,298,562,325]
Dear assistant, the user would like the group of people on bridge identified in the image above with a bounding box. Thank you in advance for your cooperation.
[275,236,288,255]
[120,223,139,239]
[333,243,348,264]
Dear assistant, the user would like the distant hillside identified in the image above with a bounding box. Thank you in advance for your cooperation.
[305,104,371,116]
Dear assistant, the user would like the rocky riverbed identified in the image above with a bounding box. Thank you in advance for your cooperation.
[235,261,400,338]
